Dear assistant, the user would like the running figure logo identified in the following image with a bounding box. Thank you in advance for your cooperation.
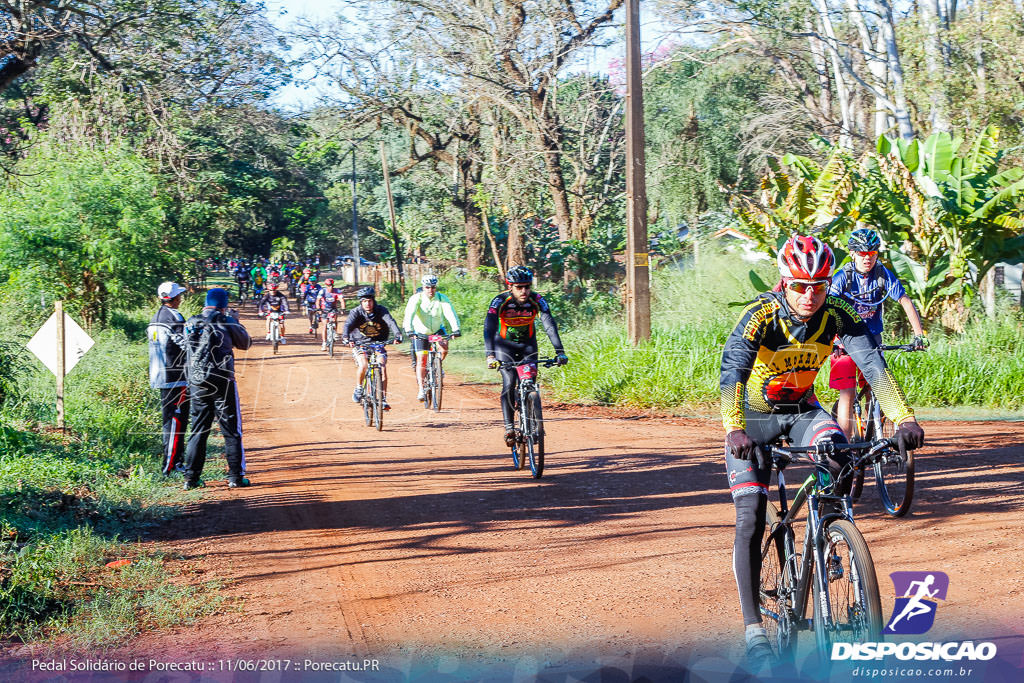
[884,571,949,635]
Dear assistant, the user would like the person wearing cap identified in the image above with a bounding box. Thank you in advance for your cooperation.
[181,288,253,490]
[148,282,190,475]
[403,274,461,401]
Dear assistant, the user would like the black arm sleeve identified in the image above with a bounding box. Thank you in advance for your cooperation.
[382,309,402,339]
[483,295,502,357]
[342,309,361,338]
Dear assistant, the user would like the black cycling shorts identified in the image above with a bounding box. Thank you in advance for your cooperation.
[725,403,846,500]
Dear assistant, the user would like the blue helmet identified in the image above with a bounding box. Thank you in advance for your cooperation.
[357,286,375,299]
[848,227,881,252]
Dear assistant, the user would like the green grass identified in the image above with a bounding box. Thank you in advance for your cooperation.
[0,304,227,648]
[431,254,1024,415]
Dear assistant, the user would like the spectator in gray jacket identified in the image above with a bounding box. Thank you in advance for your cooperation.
[148,282,189,475]
[182,288,253,490]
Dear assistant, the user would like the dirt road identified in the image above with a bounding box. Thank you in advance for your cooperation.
[60,308,1024,678]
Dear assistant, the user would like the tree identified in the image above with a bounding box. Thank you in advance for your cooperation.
[0,143,179,326]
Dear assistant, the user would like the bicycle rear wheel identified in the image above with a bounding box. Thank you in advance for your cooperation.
[373,367,383,431]
[431,352,443,412]
[525,391,545,478]
[759,503,797,660]
[327,327,335,357]
[812,519,883,658]
[874,433,914,517]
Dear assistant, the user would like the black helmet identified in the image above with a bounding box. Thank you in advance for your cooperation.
[848,227,881,252]
[357,286,375,299]
[505,265,533,285]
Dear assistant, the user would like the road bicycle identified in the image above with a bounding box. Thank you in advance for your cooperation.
[841,343,922,516]
[412,333,454,412]
[758,439,897,665]
[356,341,389,431]
[265,311,283,355]
[497,357,559,479]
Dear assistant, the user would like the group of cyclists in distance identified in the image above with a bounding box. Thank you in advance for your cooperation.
[223,225,928,670]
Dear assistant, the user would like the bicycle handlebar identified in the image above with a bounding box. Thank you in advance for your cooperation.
[496,357,560,369]
[879,344,923,351]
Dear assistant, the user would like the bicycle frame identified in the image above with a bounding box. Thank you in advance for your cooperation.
[763,439,891,645]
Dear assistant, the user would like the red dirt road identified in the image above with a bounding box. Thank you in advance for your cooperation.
[21,308,1024,679]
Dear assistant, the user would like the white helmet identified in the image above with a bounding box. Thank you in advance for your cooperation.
[421,274,439,288]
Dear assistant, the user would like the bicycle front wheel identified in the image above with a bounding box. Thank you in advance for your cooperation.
[525,391,545,478]
[373,368,383,431]
[875,436,914,517]
[362,378,372,427]
[811,519,883,657]
[760,503,798,659]
[431,352,443,412]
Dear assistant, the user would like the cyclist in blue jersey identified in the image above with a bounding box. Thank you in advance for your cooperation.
[829,227,926,438]
[303,275,323,333]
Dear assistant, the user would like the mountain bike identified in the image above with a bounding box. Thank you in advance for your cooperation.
[323,312,339,357]
[497,357,559,479]
[412,333,453,412]
[845,343,922,516]
[758,439,892,665]
[356,341,388,431]
[237,279,250,303]
[265,311,283,355]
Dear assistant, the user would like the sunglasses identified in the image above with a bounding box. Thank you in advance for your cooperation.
[787,279,830,295]
[854,251,878,258]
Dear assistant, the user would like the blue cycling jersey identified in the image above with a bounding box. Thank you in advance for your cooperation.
[828,263,906,336]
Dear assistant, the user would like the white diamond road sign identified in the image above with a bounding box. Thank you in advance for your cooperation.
[27,311,95,377]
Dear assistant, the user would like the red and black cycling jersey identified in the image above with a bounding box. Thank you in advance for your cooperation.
[720,291,913,432]
[484,291,564,356]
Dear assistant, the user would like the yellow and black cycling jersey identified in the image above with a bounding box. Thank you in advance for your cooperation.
[720,291,913,432]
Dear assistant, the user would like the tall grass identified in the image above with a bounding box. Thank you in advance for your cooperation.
[545,253,1024,412]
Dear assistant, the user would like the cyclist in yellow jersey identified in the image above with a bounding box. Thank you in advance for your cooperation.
[719,234,924,669]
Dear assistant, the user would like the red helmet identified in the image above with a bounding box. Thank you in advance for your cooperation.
[269,282,280,290]
[777,234,834,280]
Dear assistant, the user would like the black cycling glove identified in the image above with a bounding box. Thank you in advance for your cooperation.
[727,430,756,460]
[895,421,925,451]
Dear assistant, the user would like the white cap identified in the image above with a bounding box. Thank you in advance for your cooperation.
[158,281,187,300]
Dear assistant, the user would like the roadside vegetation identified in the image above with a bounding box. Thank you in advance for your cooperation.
[431,255,1024,414]
[0,302,224,649]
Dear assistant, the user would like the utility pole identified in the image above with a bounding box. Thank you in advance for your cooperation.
[380,141,406,297]
[350,146,360,286]
[625,0,651,343]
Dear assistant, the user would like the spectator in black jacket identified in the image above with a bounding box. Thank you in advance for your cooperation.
[148,282,189,475]
[181,288,253,490]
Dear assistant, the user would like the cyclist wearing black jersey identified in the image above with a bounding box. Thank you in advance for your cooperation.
[720,234,924,668]
[484,266,567,446]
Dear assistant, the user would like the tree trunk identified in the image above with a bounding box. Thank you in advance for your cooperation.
[974,0,988,103]
[530,92,572,244]
[871,0,916,140]
[810,0,853,146]
[506,215,526,270]
[921,0,951,132]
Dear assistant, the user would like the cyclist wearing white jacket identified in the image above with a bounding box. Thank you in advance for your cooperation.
[404,275,461,401]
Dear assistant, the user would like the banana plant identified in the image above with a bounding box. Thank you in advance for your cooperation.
[730,142,862,257]
[861,125,1024,326]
